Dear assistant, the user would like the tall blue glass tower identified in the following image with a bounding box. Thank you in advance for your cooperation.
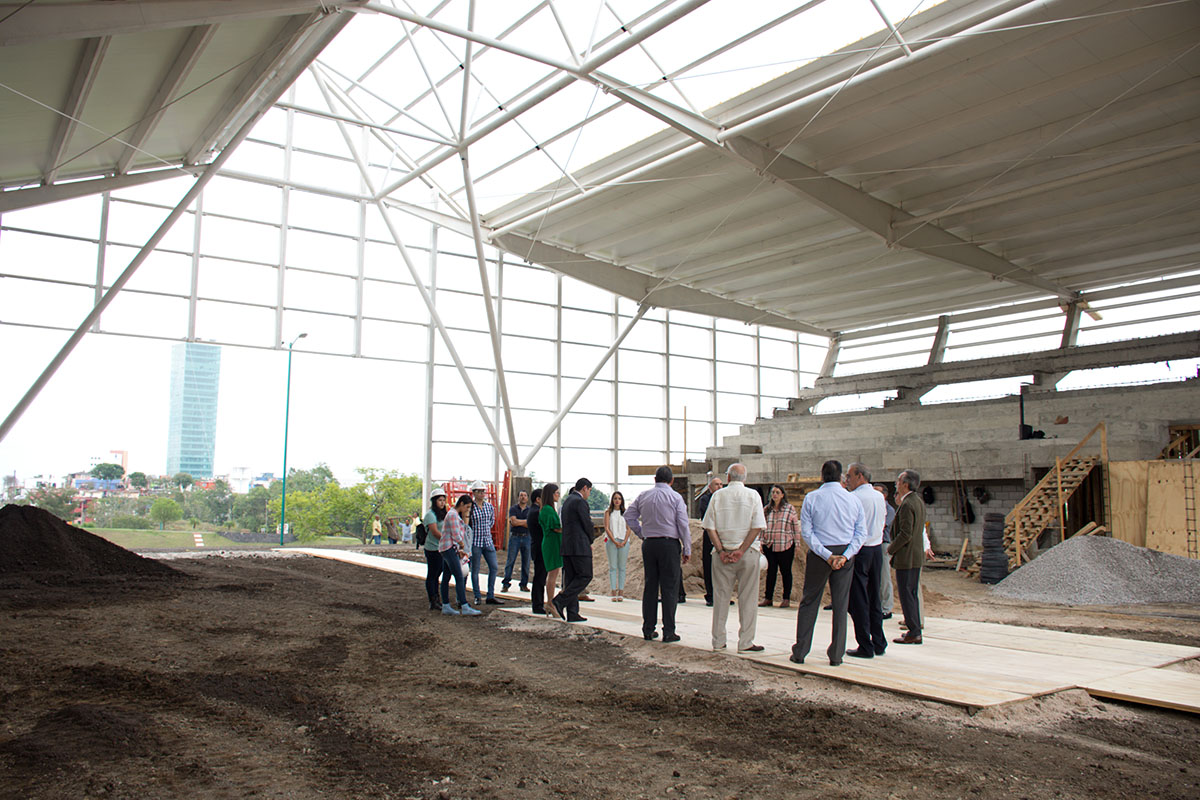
[166,342,221,478]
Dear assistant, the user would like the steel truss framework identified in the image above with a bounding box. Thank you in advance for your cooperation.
[1,0,1198,493]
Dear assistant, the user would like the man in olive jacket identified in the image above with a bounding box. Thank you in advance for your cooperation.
[554,477,595,622]
[887,469,927,644]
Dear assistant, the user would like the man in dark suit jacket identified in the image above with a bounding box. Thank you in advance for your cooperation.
[554,477,595,622]
[887,469,927,644]
[693,476,723,605]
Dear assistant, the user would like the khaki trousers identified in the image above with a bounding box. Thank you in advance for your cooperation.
[711,549,761,650]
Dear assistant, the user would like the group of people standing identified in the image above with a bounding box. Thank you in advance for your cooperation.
[420,461,930,670]
[620,459,930,665]
[426,478,601,622]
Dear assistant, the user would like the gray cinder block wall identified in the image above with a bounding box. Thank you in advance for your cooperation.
[706,379,1199,550]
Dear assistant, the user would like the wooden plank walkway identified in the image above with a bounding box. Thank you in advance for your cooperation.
[289,549,1200,713]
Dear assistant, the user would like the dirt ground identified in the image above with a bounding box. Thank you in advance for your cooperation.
[2,549,1198,800]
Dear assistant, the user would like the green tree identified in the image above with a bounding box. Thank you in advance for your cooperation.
[284,463,336,494]
[26,487,78,521]
[194,479,233,525]
[150,498,182,530]
[127,472,148,489]
[91,463,125,481]
[325,483,369,541]
[233,485,269,532]
[172,472,194,491]
[268,489,324,541]
[357,468,422,524]
[587,487,610,512]
[89,495,151,527]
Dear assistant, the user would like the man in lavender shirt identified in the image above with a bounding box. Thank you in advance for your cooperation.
[625,466,692,643]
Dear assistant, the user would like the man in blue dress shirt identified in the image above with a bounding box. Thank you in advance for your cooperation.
[790,460,867,666]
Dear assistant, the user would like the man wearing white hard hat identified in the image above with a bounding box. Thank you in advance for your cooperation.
[468,480,503,605]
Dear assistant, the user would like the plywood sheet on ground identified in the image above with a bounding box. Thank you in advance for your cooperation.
[288,549,1200,712]
[1083,667,1200,713]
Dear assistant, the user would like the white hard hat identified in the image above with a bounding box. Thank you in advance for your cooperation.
[469,480,487,491]
[430,487,447,499]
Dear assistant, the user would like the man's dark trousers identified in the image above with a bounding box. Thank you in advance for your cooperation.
[701,534,714,604]
[558,555,592,619]
[848,543,886,655]
[642,537,681,637]
[530,529,546,613]
[895,566,922,638]
[792,544,854,664]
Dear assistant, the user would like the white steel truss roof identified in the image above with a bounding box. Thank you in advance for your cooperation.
[461,0,1200,335]
[3,0,1195,338]
[0,0,357,207]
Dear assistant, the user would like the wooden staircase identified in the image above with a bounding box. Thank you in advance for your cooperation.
[1004,422,1108,569]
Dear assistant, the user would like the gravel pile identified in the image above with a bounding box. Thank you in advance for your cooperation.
[993,534,1200,605]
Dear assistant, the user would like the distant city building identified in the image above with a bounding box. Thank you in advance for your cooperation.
[165,342,221,479]
[250,472,275,489]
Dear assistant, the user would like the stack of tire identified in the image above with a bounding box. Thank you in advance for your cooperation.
[979,512,1009,584]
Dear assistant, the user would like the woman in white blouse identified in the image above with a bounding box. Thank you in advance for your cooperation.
[604,491,630,601]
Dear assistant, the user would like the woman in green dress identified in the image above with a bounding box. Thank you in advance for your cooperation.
[539,483,563,618]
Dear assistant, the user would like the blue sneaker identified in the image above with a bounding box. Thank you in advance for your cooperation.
[462,604,482,616]
[441,603,460,616]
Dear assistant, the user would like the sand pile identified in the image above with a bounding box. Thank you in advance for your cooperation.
[0,504,179,580]
[992,534,1200,605]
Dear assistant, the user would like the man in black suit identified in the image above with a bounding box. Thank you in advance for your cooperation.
[554,477,595,622]
[694,476,722,606]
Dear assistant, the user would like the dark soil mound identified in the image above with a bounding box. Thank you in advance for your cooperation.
[0,504,179,579]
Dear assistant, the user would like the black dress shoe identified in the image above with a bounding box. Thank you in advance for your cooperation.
[738,644,765,653]
[846,648,874,659]
[705,601,714,607]
[828,660,842,667]
[823,604,833,610]
[662,634,681,643]
[789,654,804,664]
[486,598,504,605]
[567,615,588,622]
[644,631,659,640]
[893,634,922,644]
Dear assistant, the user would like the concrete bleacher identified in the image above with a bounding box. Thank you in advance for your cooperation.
[708,380,1198,485]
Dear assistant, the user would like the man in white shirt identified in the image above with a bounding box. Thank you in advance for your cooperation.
[845,463,888,658]
[701,463,767,653]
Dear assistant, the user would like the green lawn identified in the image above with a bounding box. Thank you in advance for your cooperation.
[90,529,363,550]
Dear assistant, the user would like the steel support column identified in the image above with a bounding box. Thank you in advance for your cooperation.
[422,206,438,510]
[461,150,520,471]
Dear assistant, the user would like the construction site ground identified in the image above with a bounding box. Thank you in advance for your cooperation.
[2,547,1198,799]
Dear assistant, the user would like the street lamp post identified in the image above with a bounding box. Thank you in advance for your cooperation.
[280,332,307,545]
